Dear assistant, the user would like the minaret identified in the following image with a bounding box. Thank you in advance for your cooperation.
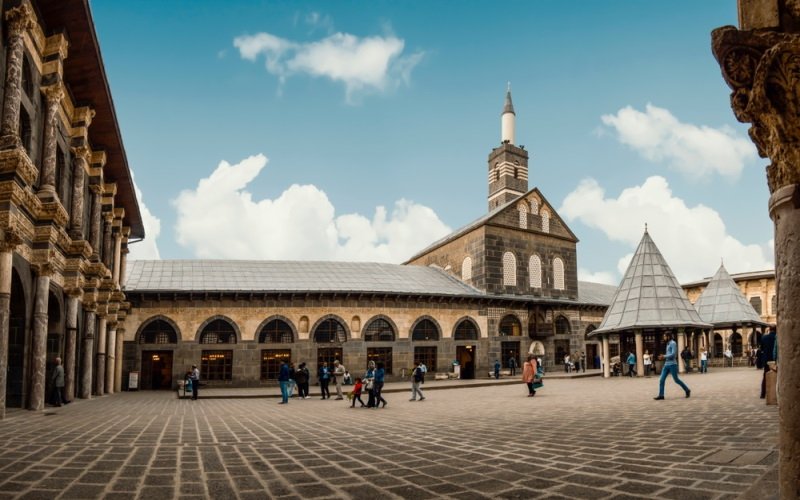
[488,84,529,211]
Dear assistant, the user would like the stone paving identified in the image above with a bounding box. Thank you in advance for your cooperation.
[0,368,777,499]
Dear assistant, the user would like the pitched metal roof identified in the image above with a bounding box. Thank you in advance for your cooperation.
[593,231,711,334]
[693,264,768,327]
[577,281,618,306]
[125,260,486,297]
[681,269,774,288]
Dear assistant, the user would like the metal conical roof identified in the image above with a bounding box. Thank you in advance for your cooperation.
[503,90,515,115]
[693,264,767,327]
[593,230,710,334]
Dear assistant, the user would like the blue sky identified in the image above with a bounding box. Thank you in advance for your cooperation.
[91,0,773,284]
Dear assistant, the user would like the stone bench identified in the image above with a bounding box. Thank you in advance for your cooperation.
[434,373,450,380]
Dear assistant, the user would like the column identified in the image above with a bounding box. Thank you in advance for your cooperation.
[677,328,686,374]
[69,148,87,239]
[28,268,51,411]
[102,214,112,269]
[634,329,644,378]
[119,247,129,288]
[79,310,95,399]
[89,185,102,259]
[95,314,106,395]
[0,3,34,149]
[37,86,63,197]
[602,335,610,378]
[112,233,122,285]
[105,322,115,394]
[64,292,80,402]
[114,328,124,393]
[0,230,21,419]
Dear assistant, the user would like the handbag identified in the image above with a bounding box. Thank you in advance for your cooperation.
[364,379,374,390]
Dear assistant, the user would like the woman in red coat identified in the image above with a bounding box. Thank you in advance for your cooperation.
[522,355,538,397]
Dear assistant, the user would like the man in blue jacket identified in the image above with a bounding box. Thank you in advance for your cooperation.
[654,331,691,400]
[278,360,291,404]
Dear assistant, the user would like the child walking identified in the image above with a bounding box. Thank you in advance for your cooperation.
[350,378,366,408]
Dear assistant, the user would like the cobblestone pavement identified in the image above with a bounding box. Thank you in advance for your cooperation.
[0,368,777,499]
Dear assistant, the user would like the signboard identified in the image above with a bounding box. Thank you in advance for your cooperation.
[128,371,139,390]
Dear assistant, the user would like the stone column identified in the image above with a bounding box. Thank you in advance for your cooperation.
[105,322,115,394]
[0,3,34,149]
[0,229,22,419]
[102,214,112,269]
[69,148,88,239]
[89,185,102,259]
[28,267,51,411]
[112,234,122,285]
[677,328,686,374]
[602,335,610,378]
[634,329,644,378]
[119,247,129,288]
[115,328,124,393]
[95,314,106,395]
[37,86,64,197]
[79,309,95,399]
[64,292,80,402]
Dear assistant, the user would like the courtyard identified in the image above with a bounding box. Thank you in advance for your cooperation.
[0,368,776,499]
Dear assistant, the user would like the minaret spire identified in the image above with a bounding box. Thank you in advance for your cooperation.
[501,84,516,144]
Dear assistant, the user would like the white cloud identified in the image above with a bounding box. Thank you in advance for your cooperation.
[128,174,162,260]
[173,154,451,262]
[578,268,617,285]
[233,30,424,102]
[560,176,773,283]
[600,104,757,180]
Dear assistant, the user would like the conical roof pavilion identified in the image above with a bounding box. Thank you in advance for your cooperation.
[593,230,710,334]
[693,264,767,328]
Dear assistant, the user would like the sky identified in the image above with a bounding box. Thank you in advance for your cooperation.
[89,0,774,285]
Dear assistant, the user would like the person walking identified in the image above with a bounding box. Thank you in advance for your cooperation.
[351,378,366,407]
[654,331,691,400]
[643,350,652,377]
[364,361,376,408]
[580,351,586,373]
[278,360,291,404]
[700,349,708,374]
[287,362,297,398]
[724,347,733,367]
[626,352,636,377]
[493,359,501,379]
[508,356,517,376]
[189,364,200,400]
[410,362,426,401]
[333,360,346,400]
[573,351,582,373]
[295,362,310,399]
[759,326,777,399]
[522,355,537,397]
[50,357,66,406]
[374,361,388,408]
[318,362,331,400]
[564,353,571,373]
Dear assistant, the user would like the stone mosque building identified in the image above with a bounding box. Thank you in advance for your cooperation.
[0,0,779,411]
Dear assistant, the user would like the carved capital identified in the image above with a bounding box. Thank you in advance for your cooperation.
[33,262,56,278]
[89,184,103,195]
[42,85,64,105]
[70,145,91,163]
[712,26,800,192]
[0,226,24,252]
[5,1,36,36]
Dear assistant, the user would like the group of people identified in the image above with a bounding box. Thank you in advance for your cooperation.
[277,359,354,404]
[563,351,586,373]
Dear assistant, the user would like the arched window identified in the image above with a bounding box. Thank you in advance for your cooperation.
[363,318,396,342]
[749,296,762,315]
[313,318,347,343]
[461,256,472,281]
[454,319,478,340]
[530,198,539,215]
[412,318,440,341]
[503,252,516,286]
[541,208,551,233]
[714,333,724,357]
[139,319,178,344]
[553,257,565,290]
[499,315,521,336]
[199,319,237,344]
[517,203,528,228]
[555,316,571,335]
[529,255,542,288]
[258,318,294,343]
[730,332,743,357]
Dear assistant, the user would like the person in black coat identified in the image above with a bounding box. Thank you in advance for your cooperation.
[759,326,777,399]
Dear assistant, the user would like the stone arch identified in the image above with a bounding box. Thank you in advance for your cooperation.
[256,315,296,343]
[137,315,181,344]
[555,315,571,335]
[410,315,441,341]
[363,314,398,342]
[529,197,540,215]
[730,331,743,357]
[452,316,480,340]
[499,314,523,336]
[311,314,350,343]
[195,315,240,344]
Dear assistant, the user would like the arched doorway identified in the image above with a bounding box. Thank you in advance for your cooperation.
[139,317,179,390]
[714,333,724,358]
[730,332,743,357]
[313,317,347,373]
[7,271,26,408]
[46,291,63,400]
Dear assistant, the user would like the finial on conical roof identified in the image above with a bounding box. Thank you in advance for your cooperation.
[645,222,648,233]
[503,84,515,115]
